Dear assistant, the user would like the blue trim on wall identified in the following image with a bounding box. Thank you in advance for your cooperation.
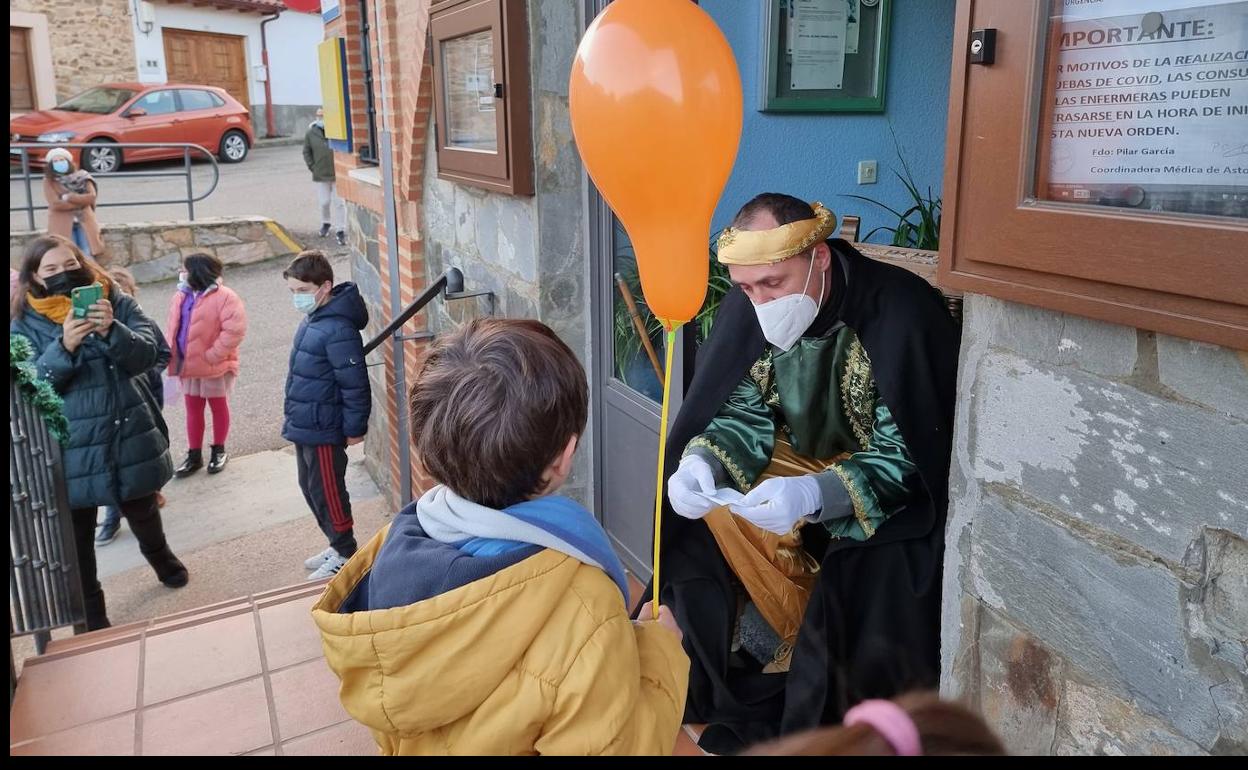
[702,0,956,241]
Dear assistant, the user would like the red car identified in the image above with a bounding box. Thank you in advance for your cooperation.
[10,82,254,173]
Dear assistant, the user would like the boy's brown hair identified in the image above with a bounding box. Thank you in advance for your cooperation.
[409,318,588,509]
[283,250,334,286]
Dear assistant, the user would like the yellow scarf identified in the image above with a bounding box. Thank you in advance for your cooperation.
[25,265,112,324]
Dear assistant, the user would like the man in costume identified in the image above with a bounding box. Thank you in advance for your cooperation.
[651,193,960,753]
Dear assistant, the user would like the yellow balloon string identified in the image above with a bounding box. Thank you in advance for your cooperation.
[651,325,679,620]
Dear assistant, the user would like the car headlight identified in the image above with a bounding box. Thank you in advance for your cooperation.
[36,131,76,143]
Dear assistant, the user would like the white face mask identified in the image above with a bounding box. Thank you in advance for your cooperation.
[752,256,824,352]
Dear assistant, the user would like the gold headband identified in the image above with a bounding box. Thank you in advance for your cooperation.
[717,202,838,266]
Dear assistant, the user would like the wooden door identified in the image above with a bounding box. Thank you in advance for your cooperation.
[10,27,36,112]
[163,28,250,111]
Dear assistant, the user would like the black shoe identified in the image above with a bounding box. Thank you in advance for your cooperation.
[207,444,229,474]
[174,449,203,478]
[319,223,331,238]
[144,545,189,588]
[336,230,346,246]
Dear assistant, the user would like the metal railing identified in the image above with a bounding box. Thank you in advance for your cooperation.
[9,381,84,657]
[9,141,222,230]
[362,267,494,356]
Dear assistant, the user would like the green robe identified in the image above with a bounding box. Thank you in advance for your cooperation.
[684,327,920,541]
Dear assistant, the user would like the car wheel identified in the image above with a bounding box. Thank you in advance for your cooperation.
[219,130,249,163]
[84,140,122,174]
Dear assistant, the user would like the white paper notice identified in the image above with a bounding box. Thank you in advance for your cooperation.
[790,0,847,90]
[846,0,860,55]
[694,488,747,508]
[1046,0,1248,190]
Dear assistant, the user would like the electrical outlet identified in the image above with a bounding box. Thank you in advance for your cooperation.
[857,160,878,185]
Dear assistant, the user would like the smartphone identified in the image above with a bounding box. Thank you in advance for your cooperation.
[71,282,104,319]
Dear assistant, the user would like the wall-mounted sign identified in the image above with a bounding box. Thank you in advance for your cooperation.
[761,0,891,112]
[321,0,341,24]
[1037,0,1248,218]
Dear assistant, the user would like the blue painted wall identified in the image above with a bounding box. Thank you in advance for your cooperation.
[702,0,957,242]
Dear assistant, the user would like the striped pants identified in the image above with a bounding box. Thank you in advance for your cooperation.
[295,443,357,558]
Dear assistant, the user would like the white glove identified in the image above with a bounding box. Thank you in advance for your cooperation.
[729,475,823,535]
[668,454,719,519]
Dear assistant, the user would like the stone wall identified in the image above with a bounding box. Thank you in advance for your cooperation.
[12,0,138,102]
[420,0,590,503]
[10,217,299,282]
[942,294,1248,755]
[344,199,395,505]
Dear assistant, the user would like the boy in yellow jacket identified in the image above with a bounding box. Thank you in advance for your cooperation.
[313,318,690,755]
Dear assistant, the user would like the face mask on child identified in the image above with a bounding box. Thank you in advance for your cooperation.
[177,271,189,290]
[51,160,71,175]
[292,291,320,314]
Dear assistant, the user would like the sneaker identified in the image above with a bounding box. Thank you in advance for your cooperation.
[303,546,336,571]
[95,516,121,546]
[319,223,331,238]
[335,230,346,246]
[307,552,348,580]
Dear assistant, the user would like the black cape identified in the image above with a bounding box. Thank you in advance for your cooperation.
[639,240,961,754]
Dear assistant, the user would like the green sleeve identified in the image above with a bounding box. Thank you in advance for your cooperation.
[816,399,921,541]
[682,373,776,492]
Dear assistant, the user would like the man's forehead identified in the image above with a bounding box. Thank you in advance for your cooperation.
[739,211,781,231]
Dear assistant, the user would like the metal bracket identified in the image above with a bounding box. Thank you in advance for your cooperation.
[444,289,496,317]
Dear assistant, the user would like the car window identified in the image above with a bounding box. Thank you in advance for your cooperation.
[177,89,219,112]
[210,93,226,107]
[55,87,137,114]
[134,90,177,116]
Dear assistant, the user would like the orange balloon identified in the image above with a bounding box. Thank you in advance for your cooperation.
[570,0,742,327]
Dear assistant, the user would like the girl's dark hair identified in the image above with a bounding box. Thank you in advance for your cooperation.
[183,252,224,291]
[746,692,1007,756]
[11,234,86,319]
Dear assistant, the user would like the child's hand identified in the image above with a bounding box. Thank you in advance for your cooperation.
[638,602,683,642]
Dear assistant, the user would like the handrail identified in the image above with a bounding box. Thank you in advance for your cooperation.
[9,141,222,230]
[362,267,495,355]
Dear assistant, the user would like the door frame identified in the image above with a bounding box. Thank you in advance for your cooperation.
[584,0,698,580]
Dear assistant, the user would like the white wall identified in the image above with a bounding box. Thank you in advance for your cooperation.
[266,11,324,106]
[131,5,322,107]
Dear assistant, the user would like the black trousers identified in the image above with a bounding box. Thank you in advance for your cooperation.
[70,493,171,631]
[295,443,357,557]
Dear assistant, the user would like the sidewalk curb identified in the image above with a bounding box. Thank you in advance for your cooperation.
[255,136,304,149]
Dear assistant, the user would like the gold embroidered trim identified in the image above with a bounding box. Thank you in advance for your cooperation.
[840,335,876,451]
[686,436,753,492]
[748,350,780,410]
[827,462,876,539]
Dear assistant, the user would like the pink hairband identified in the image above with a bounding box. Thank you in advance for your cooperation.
[843,699,922,756]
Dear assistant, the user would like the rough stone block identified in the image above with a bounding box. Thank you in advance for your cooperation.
[970,490,1225,747]
[976,606,1062,755]
[967,349,1248,563]
[963,294,1138,378]
[129,252,182,284]
[1055,680,1205,755]
[217,241,273,266]
[1156,334,1248,419]
[194,228,243,247]
[161,227,194,247]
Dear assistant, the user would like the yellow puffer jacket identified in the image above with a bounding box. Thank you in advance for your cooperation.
[311,527,690,755]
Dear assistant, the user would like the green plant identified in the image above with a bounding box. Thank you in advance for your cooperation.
[843,126,942,250]
[612,230,732,388]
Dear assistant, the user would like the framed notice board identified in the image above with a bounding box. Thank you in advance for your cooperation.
[759,0,892,113]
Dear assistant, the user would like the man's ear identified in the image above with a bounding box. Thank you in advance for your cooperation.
[812,241,833,274]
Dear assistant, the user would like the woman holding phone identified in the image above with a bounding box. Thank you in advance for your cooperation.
[10,235,188,632]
